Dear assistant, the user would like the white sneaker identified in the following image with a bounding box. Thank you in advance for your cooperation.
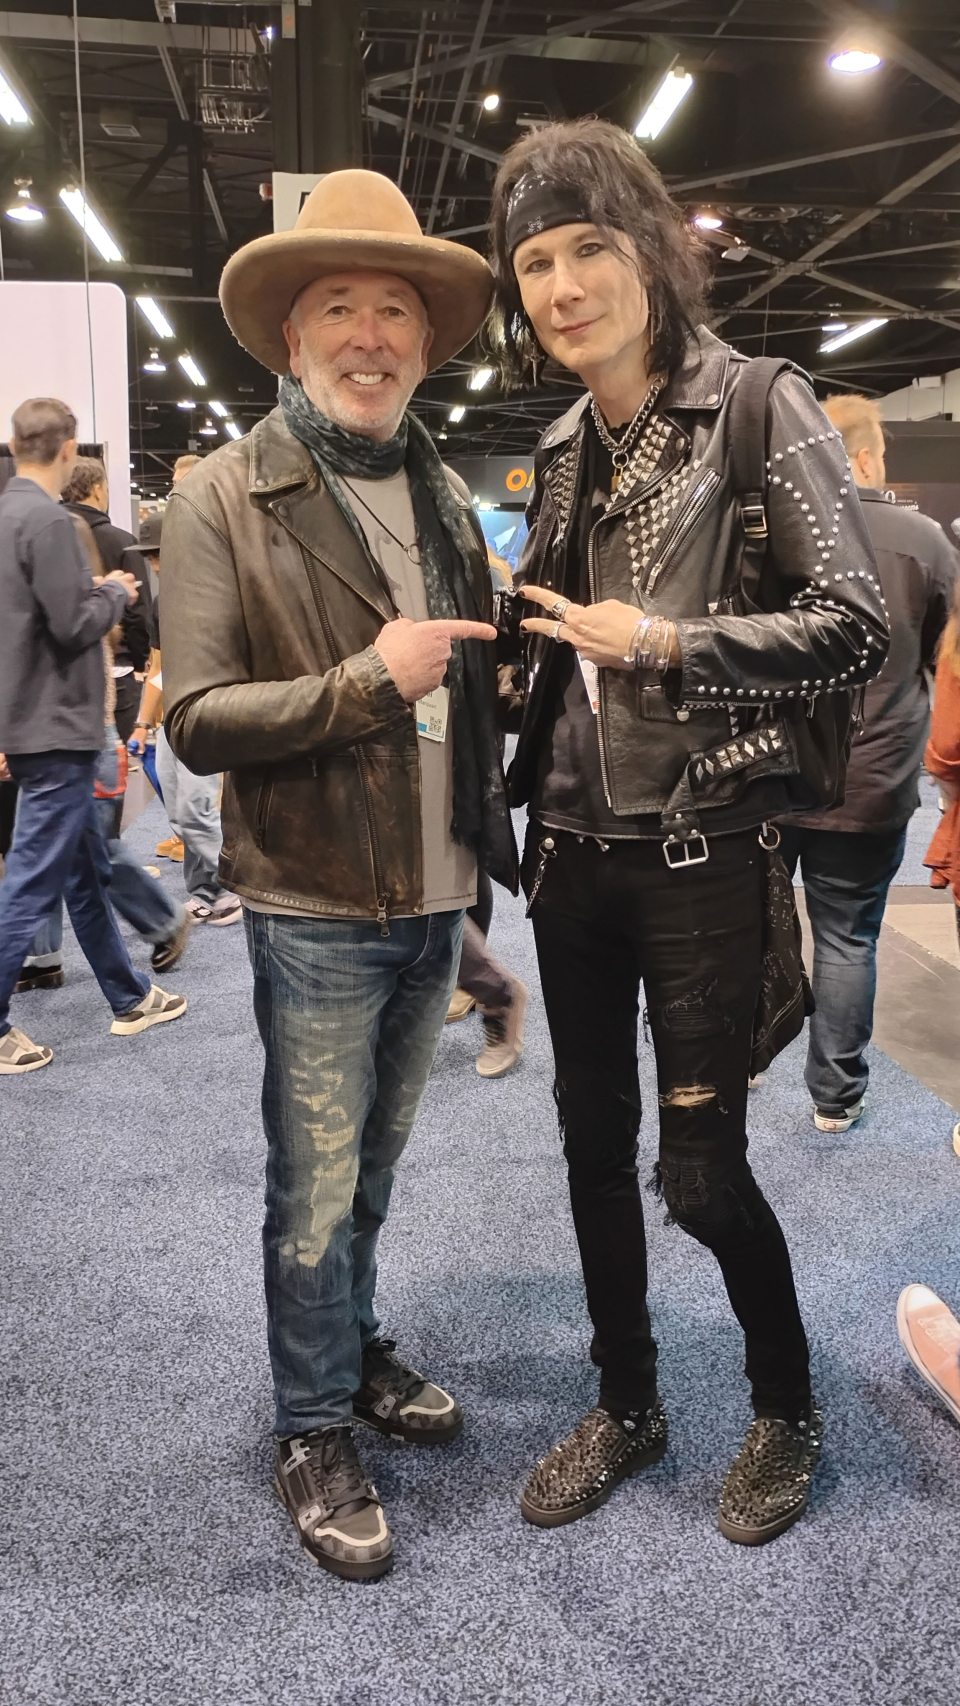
[897,1285,960,1425]
[748,1073,765,1091]
[953,1123,960,1160]
[209,893,242,926]
[110,984,187,1035]
[0,1025,53,1074]
[814,1097,865,1133]
[476,978,528,1078]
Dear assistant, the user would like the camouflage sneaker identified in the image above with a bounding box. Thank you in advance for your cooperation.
[719,1402,824,1545]
[354,1337,463,1444]
[274,1427,393,1581]
[520,1400,669,1529]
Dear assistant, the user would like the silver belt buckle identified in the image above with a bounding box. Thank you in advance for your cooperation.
[663,833,710,869]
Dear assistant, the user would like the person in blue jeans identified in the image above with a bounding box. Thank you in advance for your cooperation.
[0,397,187,1074]
[159,172,515,1579]
[779,393,958,1131]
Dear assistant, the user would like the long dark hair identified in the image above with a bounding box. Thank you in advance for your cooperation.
[487,118,711,391]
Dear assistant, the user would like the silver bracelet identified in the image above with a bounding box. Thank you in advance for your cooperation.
[627,615,674,672]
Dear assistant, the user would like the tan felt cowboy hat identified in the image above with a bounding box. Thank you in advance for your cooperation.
[220,169,493,375]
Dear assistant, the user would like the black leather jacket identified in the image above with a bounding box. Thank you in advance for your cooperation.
[508,327,889,838]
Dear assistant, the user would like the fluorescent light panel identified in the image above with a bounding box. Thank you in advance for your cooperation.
[635,70,693,141]
[225,421,243,440]
[0,62,30,125]
[819,317,888,353]
[137,296,174,339]
[178,353,206,387]
[467,366,495,391]
[59,187,124,263]
[209,400,228,418]
[448,404,466,422]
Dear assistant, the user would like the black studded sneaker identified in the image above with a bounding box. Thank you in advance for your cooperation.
[520,1399,669,1529]
[718,1402,824,1546]
[274,1427,394,1581]
[353,1336,463,1445]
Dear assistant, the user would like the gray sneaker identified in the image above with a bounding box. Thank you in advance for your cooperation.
[274,1428,393,1580]
[0,1026,53,1074]
[110,984,187,1036]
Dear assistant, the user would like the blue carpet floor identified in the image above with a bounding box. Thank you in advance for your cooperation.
[2,795,959,1706]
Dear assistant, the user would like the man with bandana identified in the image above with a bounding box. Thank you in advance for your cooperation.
[160,171,517,1581]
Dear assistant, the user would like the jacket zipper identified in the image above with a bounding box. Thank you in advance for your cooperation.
[254,777,273,850]
[643,468,722,595]
[587,521,615,809]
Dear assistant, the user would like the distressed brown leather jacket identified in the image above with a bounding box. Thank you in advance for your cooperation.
[160,407,511,920]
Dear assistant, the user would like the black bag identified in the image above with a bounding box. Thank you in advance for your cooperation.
[751,834,815,1077]
[726,356,854,813]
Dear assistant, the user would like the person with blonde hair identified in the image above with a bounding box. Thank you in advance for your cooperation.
[778,392,957,1132]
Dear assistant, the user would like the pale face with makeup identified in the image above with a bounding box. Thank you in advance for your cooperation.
[511,222,653,420]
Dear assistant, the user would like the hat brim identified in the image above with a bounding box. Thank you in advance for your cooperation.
[219,230,493,375]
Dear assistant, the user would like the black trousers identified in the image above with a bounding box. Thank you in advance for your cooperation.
[525,822,811,1423]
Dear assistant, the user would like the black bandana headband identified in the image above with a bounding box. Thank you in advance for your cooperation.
[505,172,598,258]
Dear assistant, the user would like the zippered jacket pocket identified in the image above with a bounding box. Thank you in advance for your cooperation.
[643,468,721,596]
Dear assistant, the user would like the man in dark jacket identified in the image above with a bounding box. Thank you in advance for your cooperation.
[780,393,958,1132]
[0,397,186,1074]
[62,456,151,742]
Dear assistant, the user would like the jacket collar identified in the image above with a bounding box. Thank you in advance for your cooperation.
[855,486,884,502]
[537,324,732,455]
[248,406,316,494]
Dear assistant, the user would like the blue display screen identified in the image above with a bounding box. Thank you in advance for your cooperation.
[476,508,529,577]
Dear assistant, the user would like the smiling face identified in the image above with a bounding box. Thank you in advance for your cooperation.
[283,271,434,440]
[512,222,652,406]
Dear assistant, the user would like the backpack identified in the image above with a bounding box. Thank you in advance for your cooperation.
[726,356,854,813]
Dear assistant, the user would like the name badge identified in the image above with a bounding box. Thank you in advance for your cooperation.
[416,684,449,743]
[578,656,600,716]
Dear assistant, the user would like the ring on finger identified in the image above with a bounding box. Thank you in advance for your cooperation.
[552,619,565,643]
[549,597,570,622]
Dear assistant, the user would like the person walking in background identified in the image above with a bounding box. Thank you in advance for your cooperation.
[160,170,515,1579]
[0,398,186,1073]
[129,509,242,928]
[61,456,152,746]
[922,569,960,1154]
[778,394,958,1134]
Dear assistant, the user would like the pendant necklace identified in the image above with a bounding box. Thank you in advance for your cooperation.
[342,478,421,565]
[590,378,663,493]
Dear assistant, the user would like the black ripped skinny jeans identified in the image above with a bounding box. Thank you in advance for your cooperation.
[526,823,811,1424]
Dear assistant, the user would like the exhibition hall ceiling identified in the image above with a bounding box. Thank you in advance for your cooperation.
[2,0,960,478]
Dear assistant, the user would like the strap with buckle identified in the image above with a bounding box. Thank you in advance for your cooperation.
[659,715,799,868]
[739,491,768,540]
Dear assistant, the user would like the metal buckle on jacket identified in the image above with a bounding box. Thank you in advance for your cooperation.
[740,497,768,539]
[663,833,710,869]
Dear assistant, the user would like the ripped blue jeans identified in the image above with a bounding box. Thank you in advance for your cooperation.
[245,908,464,1436]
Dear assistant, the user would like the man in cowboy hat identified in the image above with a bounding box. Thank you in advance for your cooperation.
[160,170,517,1581]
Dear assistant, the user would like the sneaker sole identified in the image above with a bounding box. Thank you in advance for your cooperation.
[14,970,65,992]
[476,1050,522,1079]
[0,1050,53,1074]
[272,1474,394,1581]
[353,1408,464,1447]
[814,1101,864,1133]
[110,997,187,1036]
[896,1290,960,1425]
[208,909,242,926]
[718,1488,812,1546]
[519,1434,668,1529]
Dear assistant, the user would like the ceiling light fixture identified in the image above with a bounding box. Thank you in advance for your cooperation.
[59,186,124,263]
[199,420,217,437]
[224,421,243,440]
[482,92,500,112]
[693,211,723,231]
[5,179,43,223]
[819,317,888,353]
[829,46,882,74]
[176,399,196,410]
[208,400,228,418]
[143,348,166,373]
[178,353,206,388]
[0,59,31,125]
[635,68,693,141]
[821,321,848,335]
[136,296,174,339]
[448,404,466,423]
[467,366,495,391]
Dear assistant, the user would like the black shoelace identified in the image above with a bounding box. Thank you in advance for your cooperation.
[364,1337,425,1401]
[305,1428,374,1514]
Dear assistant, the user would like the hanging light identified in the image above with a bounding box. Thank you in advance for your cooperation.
[136,297,175,339]
[467,366,495,390]
[0,57,31,126]
[635,69,693,141]
[142,348,166,374]
[224,421,243,440]
[819,318,888,354]
[482,93,500,112]
[208,400,228,418]
[177,353,206,388]
[199,419,217,437]
[693,210,723,231]
[828,31,882,74]
[176,399,196,410]
[448,404,466,423]
[5,178,43,223]
[59,186,124,263]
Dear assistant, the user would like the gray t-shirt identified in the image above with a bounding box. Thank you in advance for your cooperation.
[244,467,476,920]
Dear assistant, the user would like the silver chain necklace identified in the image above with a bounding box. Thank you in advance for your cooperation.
[590,378,663,491]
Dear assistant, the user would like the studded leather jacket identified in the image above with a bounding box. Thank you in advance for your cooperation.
[507,327,889,840]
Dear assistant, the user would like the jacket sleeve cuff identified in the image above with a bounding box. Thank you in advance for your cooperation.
[354,644,413,727]
[924,739,960,784]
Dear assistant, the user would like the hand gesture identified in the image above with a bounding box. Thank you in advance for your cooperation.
[519,584,679,670]
[104,569,140,605]
[374,616,496,704]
